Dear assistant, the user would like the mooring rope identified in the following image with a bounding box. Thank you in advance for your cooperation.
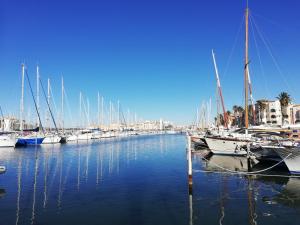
[196,153,292,175]
[193,169,300,178]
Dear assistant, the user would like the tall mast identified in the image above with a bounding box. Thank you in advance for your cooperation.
[36,66,40,128]
[87,98,90,127]
[117,100,120,129]
[109,101,112,129]
[212,49,228,128]
[98,92,100,128]
[247,68,256,124]
[47,78,51,130]
[79,92,82,128]
[196,108,199,129]
[61,77,64,133]
[244,4,249,129]
[20,64,25,132]
[101,96,104,129]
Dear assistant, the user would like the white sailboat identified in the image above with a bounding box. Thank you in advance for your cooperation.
[41,76,61,144]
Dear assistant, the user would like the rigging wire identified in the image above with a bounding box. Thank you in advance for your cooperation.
[250,14,292,92]
[39,78,59,134]
[25,69,45,135]
[49,84,59,125]
[223,15,245,79]
[249,15,272,99]
[63,88,75,129]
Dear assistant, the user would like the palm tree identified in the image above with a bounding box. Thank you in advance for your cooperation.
[232,105,239,114]
[277,92,292,124]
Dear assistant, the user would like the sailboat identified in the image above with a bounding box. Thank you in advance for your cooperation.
[0,106,17,147]
[41,77,61,144]
[204,4,253,156]
[16,64,45,146]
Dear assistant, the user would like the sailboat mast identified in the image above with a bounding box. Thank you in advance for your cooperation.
[244,5,249,129]
[98,92,100,128]
[79,92,82,128]
[61,77,64,133]
[117,100,120,129]
[101,96,104,129]
[212,50,228,128]
[47,78,51,131]
[20,64,25,132]
[36,66,40,128]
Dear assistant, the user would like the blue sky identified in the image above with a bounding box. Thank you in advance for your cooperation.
[1,0,300,126]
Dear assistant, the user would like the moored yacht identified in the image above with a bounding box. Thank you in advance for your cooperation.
[0,134,17,148]
[205,134,250,156]
[16,133,45,146]
[42,134,61,144]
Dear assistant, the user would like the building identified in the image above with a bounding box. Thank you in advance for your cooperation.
[255,100,282,126]
[282,104,300,125]
[255,99,300,126]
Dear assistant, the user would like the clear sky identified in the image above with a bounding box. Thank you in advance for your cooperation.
[1,0,300,126]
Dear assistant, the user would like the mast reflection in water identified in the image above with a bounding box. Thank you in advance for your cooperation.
[0,135,187,225]
[192,152,300,224]
[0,135,300,225]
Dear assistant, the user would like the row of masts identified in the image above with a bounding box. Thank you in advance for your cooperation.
[19,64,144,132]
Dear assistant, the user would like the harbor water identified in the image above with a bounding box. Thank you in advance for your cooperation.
[0,134,300,225]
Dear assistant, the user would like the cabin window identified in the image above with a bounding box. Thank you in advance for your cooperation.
[272,121,277,124]
[271,115,276,119]
[270,109,276,112]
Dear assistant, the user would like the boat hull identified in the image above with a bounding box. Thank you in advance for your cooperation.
[0,135,16,147]
[16,137,44,146]
[275,146,300,175]
[42,135,61,144]
[205,136,248,155]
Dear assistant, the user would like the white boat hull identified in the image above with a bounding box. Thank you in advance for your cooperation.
[0,135,16,147]
[66,133,93,142]
[42,135,61,144]
[270,146,300,175]
[205,136,248,155]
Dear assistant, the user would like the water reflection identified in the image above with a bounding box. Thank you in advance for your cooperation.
[0,135,184,225]
[1,135,300,225]
[0,188,5,198]
[193,152,300,224]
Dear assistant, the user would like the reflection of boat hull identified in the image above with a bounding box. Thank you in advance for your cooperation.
[203,155,250,172]
[16,137,44,146]
[205,136,248,155]
[0,188,5,198]
[255,145,300,175]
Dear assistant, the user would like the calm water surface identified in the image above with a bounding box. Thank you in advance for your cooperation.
[0,134,299,225]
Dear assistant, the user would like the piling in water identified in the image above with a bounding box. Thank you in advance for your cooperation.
[187,135,192,194]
